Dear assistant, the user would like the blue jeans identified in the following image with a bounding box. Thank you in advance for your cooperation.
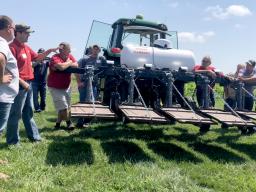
[196,85,215,107]
[0,102,12,135]
[6,82,41,144]
[244,96,254,111]
[32,81,46,110]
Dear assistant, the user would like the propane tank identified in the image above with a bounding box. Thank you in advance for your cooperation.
[121,44,196,71]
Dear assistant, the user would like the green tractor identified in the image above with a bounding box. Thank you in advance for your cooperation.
[85,15,178,66]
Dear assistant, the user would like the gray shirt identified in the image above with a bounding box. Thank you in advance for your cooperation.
[241,68,256,95]
[0,36,19,103]
[78,55,105,81]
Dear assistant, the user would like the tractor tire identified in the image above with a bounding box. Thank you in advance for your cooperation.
[199,124,210,133]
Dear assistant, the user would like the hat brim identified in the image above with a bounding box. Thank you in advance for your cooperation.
[246,62,253,66]
[25,29,35,33]
[16,29,35,33]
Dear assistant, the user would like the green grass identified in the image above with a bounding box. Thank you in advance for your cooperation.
[1,85,256,192]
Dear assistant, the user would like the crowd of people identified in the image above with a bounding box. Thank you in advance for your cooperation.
[0,15,106,145]
[1,15,256,145]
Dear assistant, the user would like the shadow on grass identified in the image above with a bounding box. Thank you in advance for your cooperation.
[45,117,57,123]
[148,141,202,163]
[43,122,200,144]
[60,123,172,142]
[227,143,256,161]
[46,140,94,166]
[214,134,242,143]
[101,140,154,164]
[172,126,189,134]
[38,126,57,133]
[189,142,245,164]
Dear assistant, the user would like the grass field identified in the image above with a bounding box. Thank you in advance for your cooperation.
[1,85,256,192]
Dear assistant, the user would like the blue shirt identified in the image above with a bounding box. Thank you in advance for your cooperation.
[32,58,50,83]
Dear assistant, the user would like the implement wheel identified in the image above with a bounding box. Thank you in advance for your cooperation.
[237,126,247,135]
[221,123,229,129]
[199,124,210,133]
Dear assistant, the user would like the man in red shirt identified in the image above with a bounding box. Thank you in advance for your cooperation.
[6,23,58,145]
[47,42,78,130]
[193,56,216,108]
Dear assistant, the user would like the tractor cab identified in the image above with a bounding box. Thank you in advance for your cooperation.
[84,15,178,65]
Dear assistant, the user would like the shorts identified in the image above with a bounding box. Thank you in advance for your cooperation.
[48,87,71,112]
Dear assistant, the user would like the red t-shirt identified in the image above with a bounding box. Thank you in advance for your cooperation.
[193,65,215,72]
[47,53,76,89]
[9,39,38,80]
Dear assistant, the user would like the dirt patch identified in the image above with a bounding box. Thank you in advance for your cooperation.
[0,172,10,181]
[0,159,8,164]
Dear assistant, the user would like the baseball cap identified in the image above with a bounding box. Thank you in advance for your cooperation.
[15,23,35,33]
[38,48,45,53]
[246,60,256,67]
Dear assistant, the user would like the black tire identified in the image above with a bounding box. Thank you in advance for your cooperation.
[237,126,247,135]
[200,124,210,133]
[221,123,229,129]
[122,115,128,125]
[110,92,120,113]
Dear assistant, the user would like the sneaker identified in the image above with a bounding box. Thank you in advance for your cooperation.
[66,121,75,131]
[76,123,84,128]
[34,109,41,113]
[84,123,90,128]
[54,122,61,129]
[30,138,42,143]
[247,127,256,135]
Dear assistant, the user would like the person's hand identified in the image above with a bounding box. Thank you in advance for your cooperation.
[49,47,59,53]
[1,74,13,84]
[71,62,78,67]
[23,81,30,91]
[238,76,245,81]
[225,75,235,81]
[207,70,216,78]
[66,58,72,65]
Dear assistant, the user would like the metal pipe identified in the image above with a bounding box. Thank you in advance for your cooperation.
[237,81,244,110]
[202,76,210,109]
[133,79,152,120]
[127,70,135,105]
[165,72,173,107]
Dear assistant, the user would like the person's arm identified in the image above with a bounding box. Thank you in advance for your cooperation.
[238,76,256,83]
[75,58,83,88]
[53,59,73,71]
[194,69,216,78]
[53,59,78,71]
[34,48,59,62]
[19,78,29,90]
[0,53,12,84]
[75,73,84,88]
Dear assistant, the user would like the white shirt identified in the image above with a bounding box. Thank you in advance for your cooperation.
[0,36,19,103]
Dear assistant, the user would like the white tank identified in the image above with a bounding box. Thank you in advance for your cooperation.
[121,45,196,71]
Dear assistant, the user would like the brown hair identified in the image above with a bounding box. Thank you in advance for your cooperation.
[0,15,13,30]
[92,44,100,50]
[59,42,71,51]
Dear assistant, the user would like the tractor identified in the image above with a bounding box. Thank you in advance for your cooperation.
[85,15,195,108]
[70,15,256,133]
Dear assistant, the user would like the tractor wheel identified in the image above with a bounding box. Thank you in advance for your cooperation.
[237,126,247,135]
[221,123,229,129]
[122,115,128,125]
[110,92,120,113]
[199,124,210,133]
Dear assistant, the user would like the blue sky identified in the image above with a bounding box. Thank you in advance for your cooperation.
[2,0,255,73]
